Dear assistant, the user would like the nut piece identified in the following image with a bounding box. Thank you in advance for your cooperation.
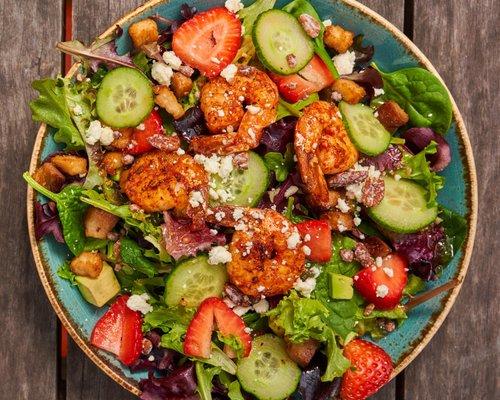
[84,207,119,240]
[171,72,193,99]
[50,155,88,176]
[321,210,355,232]
[285,338,320,367]
[154,85,185,119]
[376,101,409,132]
[286,54,297,68]
[70,251,103,279]
[324,25,354,53]
[33,162,65,192]
[128,19,159,49]
[331,79,366,104]
[298,14,321,38]
[102,151,125,176]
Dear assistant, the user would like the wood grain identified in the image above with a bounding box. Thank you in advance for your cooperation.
[0,0,62,399]
[405,0,499,399]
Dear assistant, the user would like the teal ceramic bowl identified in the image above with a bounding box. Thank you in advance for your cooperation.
[27,0,477,396]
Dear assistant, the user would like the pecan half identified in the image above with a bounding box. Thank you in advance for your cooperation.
[298,14,321,38]
[361,177,385,207]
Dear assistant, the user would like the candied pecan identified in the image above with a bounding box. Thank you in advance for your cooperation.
[361,177,385,207]
[147,133,181,152]
[179,64,195,77]
[327,170,369,188]
[232,152,250,169]
[224,283,253,307]
[363,303,375,316]
[142,338,153,355]
[354,242,376,269]
[298,14,321,38]
[363,236,392,258]
[286,53,297,68]
[340,248,354,262]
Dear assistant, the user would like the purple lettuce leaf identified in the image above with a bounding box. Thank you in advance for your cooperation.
[361,145,403,172]
[259,116,297,154]
[34,201,64,243]
[402,127,451,172]
[139,363,198,400]
[343,66,382,98]
[172,106,209,142]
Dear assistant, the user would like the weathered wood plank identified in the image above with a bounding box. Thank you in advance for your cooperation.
[405,0,499,399]
[0,0,62,399]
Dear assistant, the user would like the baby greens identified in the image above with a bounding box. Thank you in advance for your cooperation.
[120,237,158,278]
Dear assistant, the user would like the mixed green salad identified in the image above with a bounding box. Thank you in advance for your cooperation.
[25,1,467,399]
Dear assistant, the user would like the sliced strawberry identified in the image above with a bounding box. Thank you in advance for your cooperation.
[183,297,252,358]
[90,295,128,356]
[340,338,393,400]
[127,110,164,155]
[172,7,242,78]
[269,55,334,103]
[353,253,408,310]
[118,306,143,366]
[90,295,143,366]
[296,220,332,263]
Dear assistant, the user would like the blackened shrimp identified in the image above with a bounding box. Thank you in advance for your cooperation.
[190,66,279,155]
[295,101,358,210]
[208,206,306,297]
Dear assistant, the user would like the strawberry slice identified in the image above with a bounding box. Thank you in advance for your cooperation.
[127,110,164,155]
[340,338,393,400]
[184,297,252,359]
[296,220,332,263]
[172,7,242,78]
[90,295,143,366]
[353,253,408,310]
[269,55,334,103]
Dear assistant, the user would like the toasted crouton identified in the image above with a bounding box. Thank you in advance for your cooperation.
[286,339,320,367]
[84,207,119,239]
[321,210,355,232]
[154,85,185,119]
[332,79,366,104]
[70,251,103,279]
[50,154,87,176]
[324,25,355,54]
[33,162,65,192]
[111,128,133,150]
[171,72,193,99]
[376,101,409,132]
[128,19,159,49]
[102,152,125,176]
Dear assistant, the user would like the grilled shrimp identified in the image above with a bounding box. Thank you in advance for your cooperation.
[208,206,306,297]
[121,151,208,227]
[190,66,279,155]
[295,101,358,210]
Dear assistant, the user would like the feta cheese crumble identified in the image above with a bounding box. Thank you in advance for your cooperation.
[151,62,173,86]
[126,293,153,315]
[246,105,261,114]
[284,185,299,198]
[85,120,115,146]
[373,87,385,97]
[293,267,321,297]
[331,91,343,102]
[383,267,394,278]
[253,299,270,314]
[225,0,244,14]
[286,230,301,249]
[303,246,311,256]
[376,284,389,298]
[220,63,238,82]
[336,198,350,213]
[322,19,332,27]
[162,51,182,70]
[188,191,204,208]
[375,256,383,267]
[208,246,232,265]
[332,51,356,75]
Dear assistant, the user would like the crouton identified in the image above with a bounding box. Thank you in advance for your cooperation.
[111,128,132,150]
[50,154,87,176]
[84,207,119,239]
[331,79,366,104]
[324,25,355,54]
[286,339,320,367]
[102,152,124,176]
[321,210,355,232]
[376,101,409,132]
[154,85,185,119]
[128,18,159,49]
[33,162,65,192]
[171,72,193,99]
[70,251,103,279]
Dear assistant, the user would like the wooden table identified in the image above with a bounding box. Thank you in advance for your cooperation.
[0,0,497,399]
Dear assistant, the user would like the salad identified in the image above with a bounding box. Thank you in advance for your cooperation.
[24,0,468,399]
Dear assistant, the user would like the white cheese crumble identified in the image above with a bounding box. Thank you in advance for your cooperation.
[246,105,261,114]
[394,174,401,181]
[136,123,145,131]
[217,109,225,117]
[257,285,266,292]
[233,306,252,316]
[293,267,321,297]
[376,284,389,298]
[208,246,232,265]
[373,87,385,97]
[232,208,244,221]
[284,185,299,198]
[151,62,173,86]
[126,293,153,315]
[303,246,311,256]
[336,198,350,213]
[220,63,238,82]
[286,230,301,249]
[332,50,356,75]
[322,19,332,27]
[72,104,83,116]
[176,148,186,155]
[353,216,362,226]
[219,156,234,179]
[85,120,115,146]
[375,256,383,267]
[225,0,244,14]
[148,355,155,362]
[253,299,270,314]
[304,234,311,242]
[162,50,182,70]
[331,91,343,102]
[383,267,394,278]
[188,191,204,208]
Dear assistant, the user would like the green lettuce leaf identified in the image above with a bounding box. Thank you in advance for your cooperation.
[195,362,221,400]
[276,93,319,120]
[56,261,77,284]
[264,144,294,182]
[119,237,158,278]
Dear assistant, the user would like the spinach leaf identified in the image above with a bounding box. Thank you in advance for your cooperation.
[30,78,85,150]
[439,207,467,254]
[282,0,339,78]
[264,144,294,182]
[120,237,158,278]
[83,238,108,251]
[374,64,452,134]
[24,173,87,255]
[56,261,77,284]
[276,93,319,120]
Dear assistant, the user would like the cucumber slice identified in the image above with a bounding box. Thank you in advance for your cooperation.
[96,67,154,128]
[237,334,301,400]
[339,101,391,156]
[367,176,438,233]
[165,255,227,307]
[211,152,269,207]
[253,10,314,75]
